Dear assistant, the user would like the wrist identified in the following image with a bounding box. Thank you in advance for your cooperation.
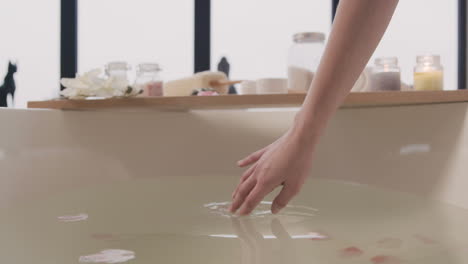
[291,110,327,147]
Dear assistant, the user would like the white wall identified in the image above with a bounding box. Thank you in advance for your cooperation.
[212,0,332,80]
[0,0,60,108]
[79,0,194,82]
[372,0,458,90]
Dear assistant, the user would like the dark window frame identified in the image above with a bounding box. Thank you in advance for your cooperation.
[459,0,467,89]
[60,0,78,90]
[332,0,339,22]
[61,0,467,90]
[195,0,211,72]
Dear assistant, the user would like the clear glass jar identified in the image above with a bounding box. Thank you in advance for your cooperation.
[288,32,325,92]
[105,61,131,81]
[134,63,163,97]
[370,57,401,91]
[414,55,444,91]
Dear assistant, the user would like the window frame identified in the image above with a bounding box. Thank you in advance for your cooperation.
[459,0,467,89]
[61,0,78,90]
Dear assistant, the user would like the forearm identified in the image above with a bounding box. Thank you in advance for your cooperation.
[295,0,399,142]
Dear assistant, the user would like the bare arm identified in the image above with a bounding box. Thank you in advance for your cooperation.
[230,0,399,215]
[297,0,399,141]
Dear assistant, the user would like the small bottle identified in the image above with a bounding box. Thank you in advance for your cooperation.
[105,61,131,81]
[414,55,444,91]
[134,63,163,96]
[370,57,401,91]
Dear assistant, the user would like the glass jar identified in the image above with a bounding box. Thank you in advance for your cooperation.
[370,57,401,91]
[105,61,131,81]
[414,55,444,91]
[134,63,163,96]
[288,32,325,92]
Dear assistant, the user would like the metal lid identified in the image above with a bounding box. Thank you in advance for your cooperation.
[375,57,399,66]
[105,61,131,72]
[293,32,326,43]
[137,63,162,72]
[416,55,441,66]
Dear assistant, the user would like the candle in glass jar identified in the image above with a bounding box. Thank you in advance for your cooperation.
[413,55,444,91]
[414,71,443,91]
[135,63,163,96]
[143,81,164,96]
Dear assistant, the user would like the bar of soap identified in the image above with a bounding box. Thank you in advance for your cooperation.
[163,71,229,96]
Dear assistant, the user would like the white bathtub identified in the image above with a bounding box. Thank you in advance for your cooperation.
[0,103,467,263]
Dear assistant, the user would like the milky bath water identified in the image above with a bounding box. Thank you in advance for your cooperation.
[2,176,468,264]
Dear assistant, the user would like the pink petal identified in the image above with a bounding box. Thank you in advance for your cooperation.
[340,246,364,258]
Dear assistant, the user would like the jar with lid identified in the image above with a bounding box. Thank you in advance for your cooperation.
[134,63,163,96]
[414,55,444,91]
[288,32,325,92]
[105,61,131,81]
[370,57,401,91]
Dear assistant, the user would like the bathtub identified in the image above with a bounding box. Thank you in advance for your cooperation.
[0,102,467,263]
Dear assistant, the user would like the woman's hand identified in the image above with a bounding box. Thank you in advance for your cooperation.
[230,121,317,215]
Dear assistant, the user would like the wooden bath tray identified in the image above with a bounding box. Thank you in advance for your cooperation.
[28,90,468,111]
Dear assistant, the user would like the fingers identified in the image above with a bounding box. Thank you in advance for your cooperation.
[240,164,257,183]
[230,178,257,213]
[238,185,273,216]
[271,184,301,214]
[237,148,268,167]
[232,164,258,199]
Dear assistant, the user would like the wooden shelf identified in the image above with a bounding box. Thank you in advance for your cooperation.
[28,90,468,111]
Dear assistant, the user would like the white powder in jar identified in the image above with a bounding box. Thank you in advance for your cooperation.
[288,66,315,92]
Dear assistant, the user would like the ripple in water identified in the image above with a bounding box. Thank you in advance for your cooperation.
[79,249,135,264]
[204,201,317,218]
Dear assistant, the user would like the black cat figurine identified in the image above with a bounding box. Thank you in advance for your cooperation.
[217,57,237,94]
[0,61,18,107]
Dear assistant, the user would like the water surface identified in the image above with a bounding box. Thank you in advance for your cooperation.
[2,176,467,263]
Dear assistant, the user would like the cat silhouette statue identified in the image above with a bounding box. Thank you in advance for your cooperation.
[217,57,237,94]
[0,61,18,107]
